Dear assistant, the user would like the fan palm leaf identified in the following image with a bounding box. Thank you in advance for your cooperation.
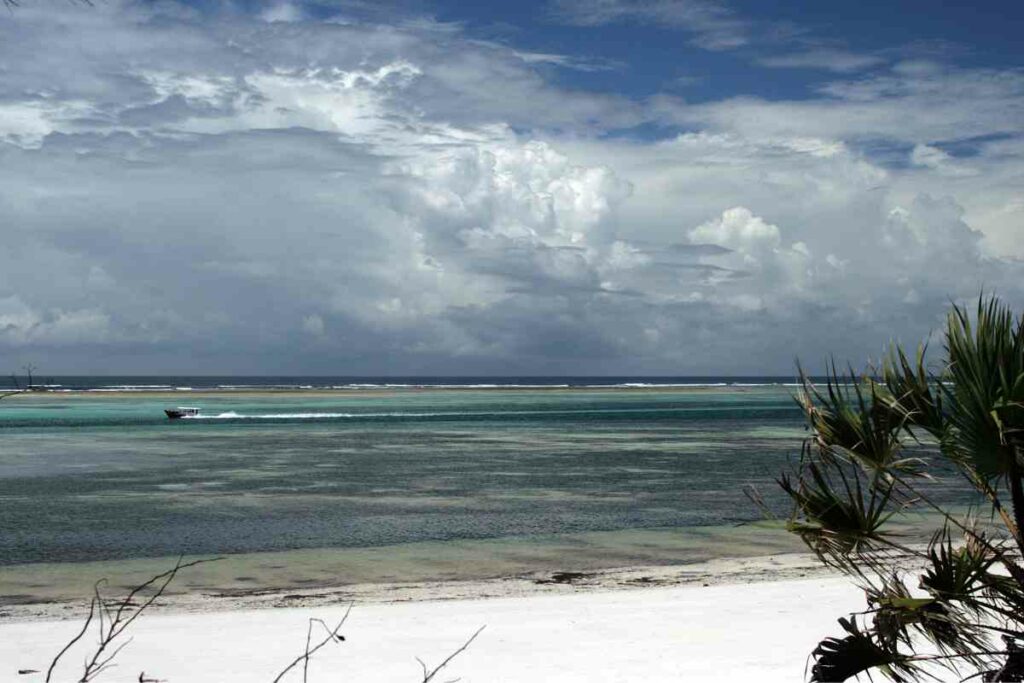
[798,365,923,478]
[810,617,915,683]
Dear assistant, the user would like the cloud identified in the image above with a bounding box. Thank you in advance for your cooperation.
[548,0,748,50]
[0,296,111,347]
[301,314,326,337]
[649,60,1024,257]
[758,48,887,73]
[910,144,978,177]
[260,2,305,23]
[0,2,1020,374]
[661,63,1024,144]
[689,207,781,253]
[509,49,624,73]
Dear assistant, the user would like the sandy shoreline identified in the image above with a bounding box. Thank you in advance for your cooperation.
[0,556,861,682]
[0,550,838,624]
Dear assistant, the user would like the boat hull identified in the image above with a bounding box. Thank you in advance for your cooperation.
[164,408,199,419]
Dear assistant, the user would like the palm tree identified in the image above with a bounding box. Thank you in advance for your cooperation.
[780,295,1024,681]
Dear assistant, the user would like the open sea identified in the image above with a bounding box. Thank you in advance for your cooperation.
[0,377,963,600]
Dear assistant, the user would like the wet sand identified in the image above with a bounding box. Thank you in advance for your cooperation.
[1,523,811,620]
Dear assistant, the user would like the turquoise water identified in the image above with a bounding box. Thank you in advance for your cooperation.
[0,386,813,566]
[0,384,955,569]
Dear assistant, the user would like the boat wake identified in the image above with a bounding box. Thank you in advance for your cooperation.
[182,405,789,420]
[189,411,360,419]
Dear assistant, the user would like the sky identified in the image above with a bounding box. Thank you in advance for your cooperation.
[0,0,1022,375]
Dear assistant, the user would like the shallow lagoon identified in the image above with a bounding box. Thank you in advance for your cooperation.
[0,384,965,601]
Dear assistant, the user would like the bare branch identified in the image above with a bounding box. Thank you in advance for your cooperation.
[419,626,485,683]
[45,557,220,683]
[46,597,95,682]
[270,605,352,683]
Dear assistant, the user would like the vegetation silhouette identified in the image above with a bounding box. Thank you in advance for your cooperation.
[776,295,1024,681]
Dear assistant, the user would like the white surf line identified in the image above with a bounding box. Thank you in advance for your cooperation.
[185,406,797,420]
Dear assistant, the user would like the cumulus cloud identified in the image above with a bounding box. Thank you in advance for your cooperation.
[690,207,781,253]
[0,2,1021,374]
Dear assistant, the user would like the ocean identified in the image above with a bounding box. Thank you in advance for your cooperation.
[0,377,963,597]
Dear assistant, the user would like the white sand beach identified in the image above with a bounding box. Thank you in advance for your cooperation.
[1,560,862,682]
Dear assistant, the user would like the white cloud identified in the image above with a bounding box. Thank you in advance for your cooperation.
[758,49,886,73]
[260,2,304,23]
[687,207,816,306]
[0,2,1020,374]
[910,144,978,177]
[689,207,781,253]
[663,63,1024,144]
[548,0,749,51]
[0,101,95,146]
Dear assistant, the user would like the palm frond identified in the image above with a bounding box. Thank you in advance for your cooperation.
[781,295,1024,683]
[798,364,922,478]
[869,576,984,669]
[810,617,915,683]
[876,343,945,438]
[941,297,1024,483]
[780,457,899,568]
[920,527,999,611]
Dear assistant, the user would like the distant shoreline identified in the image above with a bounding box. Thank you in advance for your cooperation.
[0,384,798,399]
[0,375,811,393]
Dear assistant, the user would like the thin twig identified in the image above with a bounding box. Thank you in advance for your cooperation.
[302,619,313,683]
[46,556,220,683]
[271,604,352,683]
[45,598,95,682]
[419,626,485,683]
